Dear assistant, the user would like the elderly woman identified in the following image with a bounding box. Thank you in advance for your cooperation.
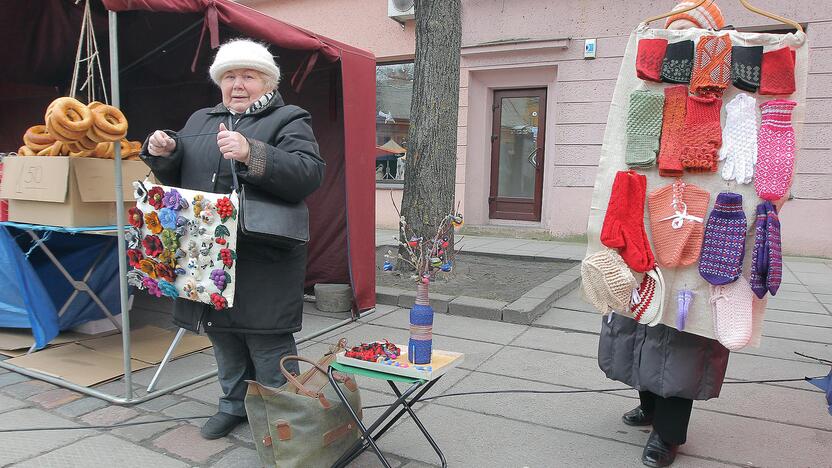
[141,39,325,439]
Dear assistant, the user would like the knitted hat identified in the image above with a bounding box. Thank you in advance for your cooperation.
[581,249,638,314]
[630,268,665,326]
[665,0,725,30]
[209,39,281,86]
[648,180,710,268]
[699,192,747,285]
[710,279,754,350]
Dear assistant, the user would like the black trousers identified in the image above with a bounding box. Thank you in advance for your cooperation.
[639,391,694,445]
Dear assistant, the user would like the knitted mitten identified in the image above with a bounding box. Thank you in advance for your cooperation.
[766,202,783,296]
[732,45,763,92]
[601,170,656,273]
[662,40,694,84]
[658,86,687,178]
[755,99,797,201]
[636,38,668,82]
[680,95,722,172]
[719,93,758,184]
[690,35,732,96]
[648,180,710,267]
[760,47,796,95]
[710,279,754,350]
[749,202,769,298]
[626,90,665,168]
[699,192,747,285]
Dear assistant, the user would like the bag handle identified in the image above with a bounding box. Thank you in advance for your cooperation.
[279,355,331,398]
[226,116,241,192]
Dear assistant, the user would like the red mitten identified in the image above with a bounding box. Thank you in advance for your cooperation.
[601,170,655,273]
[636,38,668,83]
[759,47,796,95]
[679,95,722,172]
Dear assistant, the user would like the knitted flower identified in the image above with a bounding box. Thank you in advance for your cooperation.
[132,180,148,203]
[144,212,163,234]
[192,195,204,217]
[158,208,177,230]
[125,227,141,249]
[126,249,144,268]
[210,292,228,310]
[138,258,158,278]
[142,276,162,297]
[128,207,144,229]
[127,270,145,289]
[157,280,178,298]
[142,235,163,257]
[147,186,165,210]
[160,228,179,252]
[157,249,177,268]
[155,262,176,282]
[162,189,188,211]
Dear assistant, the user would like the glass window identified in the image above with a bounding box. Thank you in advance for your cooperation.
[376,62,413,183]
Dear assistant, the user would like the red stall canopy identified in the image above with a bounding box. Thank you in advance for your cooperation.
[0,0,376,312]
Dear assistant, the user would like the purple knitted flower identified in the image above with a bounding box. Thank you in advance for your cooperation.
[162,189,188,211]
[158,208,177,230]
[142,277,162,297]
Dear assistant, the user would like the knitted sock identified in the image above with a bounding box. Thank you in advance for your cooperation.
[731,45,763,92]
[766,202,783,296]
[719,93,758,184]
[699,192,747,285]
[636,38,668,83]
[625,89,665,168]
[749,202,769,298]
[710,279,754,351]
[679,95,722,172]
[658,86,687,178]
[601,170,655,273]
[760,47,796,95]
[755,99,797,201]
[690,35,732,96]
[648,180,709,268]
[661,40,694,84]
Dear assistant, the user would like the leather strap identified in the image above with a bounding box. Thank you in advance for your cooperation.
[323,421,357,447]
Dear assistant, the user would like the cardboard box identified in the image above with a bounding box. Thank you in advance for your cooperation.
[0,156,148,227]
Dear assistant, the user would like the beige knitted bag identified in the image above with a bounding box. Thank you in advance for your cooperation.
[581,248,638,314]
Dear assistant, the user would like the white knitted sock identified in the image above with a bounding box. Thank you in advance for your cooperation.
[720,93,758,184]
[710,279,754,350]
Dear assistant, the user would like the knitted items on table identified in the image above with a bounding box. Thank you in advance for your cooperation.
[636,38,668,83]
[731,45,763,92]
[755,99,797,201]
[625,89,665,168]
[581,248,638,314]
[662,40,695,84]
[710,278,754,350]
[601,170,656,273]
[719,93,758,185]
[699,192,747,285]
[760,47,796,95]
[658,85,687,178]
[679,94,722,172]
[690,35,732,96]
[648,180,710,267]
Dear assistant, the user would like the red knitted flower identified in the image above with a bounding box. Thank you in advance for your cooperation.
[142,235,163,257]
[126,249,144,267]
[148,186,165,210]
[128,207,144,229]
[154,262,176,282]
[210,293,228,310]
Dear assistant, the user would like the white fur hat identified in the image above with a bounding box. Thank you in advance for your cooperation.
[209,39,281,86]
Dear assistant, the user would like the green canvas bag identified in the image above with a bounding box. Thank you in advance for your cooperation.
[245,341,362,468]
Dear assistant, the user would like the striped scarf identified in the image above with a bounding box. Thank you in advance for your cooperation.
[228,91,275,115]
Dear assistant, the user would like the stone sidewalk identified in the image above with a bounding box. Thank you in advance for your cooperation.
[0,234,830,467]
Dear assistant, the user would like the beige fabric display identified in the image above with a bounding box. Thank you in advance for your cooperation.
[581,248,638,314]
[585,25,808,345]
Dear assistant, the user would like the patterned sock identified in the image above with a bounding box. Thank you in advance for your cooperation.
[719,93,758,184]
[760,47,796,95]
[601,170,655,273]
[680,95,722,172]
[699,192,747,285]
[731,45,763,92]
[755,99,797,201]
[690,35,732,96]
[625,89,665,168]
[658,86,687,177]
[636,38,668,83]
[765,202,783,296]
[662,40,694,84]
[749,202,769,298]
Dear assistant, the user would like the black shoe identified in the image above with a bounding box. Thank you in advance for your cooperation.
[622,406,653,426]
[642,430,679,467]
[200,412,246,440]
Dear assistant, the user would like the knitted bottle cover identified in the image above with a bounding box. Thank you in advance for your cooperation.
[690,35,732,96]
[759,47,796,96]
[679,95,722,172]
[648,180,710,267]
[625,89,665,168]
[699,192,747,285]
[636,38,668,83]
[661,40,695,84]
[731,45,763,92]
[710,279,754,350]
[719,93,758,185]
[601,170,656,273]
[408,282,434,364]
[755,99,797,201]
[658,85,687,178]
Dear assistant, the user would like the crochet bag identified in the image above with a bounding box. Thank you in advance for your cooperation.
[245,340,362,468]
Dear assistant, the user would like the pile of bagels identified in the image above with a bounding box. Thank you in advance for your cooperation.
[17,97,142,160]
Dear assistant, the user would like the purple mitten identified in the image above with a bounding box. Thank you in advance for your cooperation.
[699,192,747,285]
[766,202,783,296]
[749,202,769,299]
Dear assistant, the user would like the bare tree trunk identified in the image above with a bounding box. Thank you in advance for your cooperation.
[399,0,461,267]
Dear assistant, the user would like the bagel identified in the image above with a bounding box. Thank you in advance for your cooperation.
[17,145,37,156]
[90,102,128,140]
[46,116,86,142]
[93,141,115,158]
[69,148,95,157]
[23,125,56,150]
[78,134,99,150]
[37,141,63,156]
[46,97,93,133]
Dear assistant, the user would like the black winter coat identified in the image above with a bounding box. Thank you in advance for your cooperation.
[140,93,324,334]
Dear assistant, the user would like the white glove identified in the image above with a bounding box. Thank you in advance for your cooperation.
[719,93,758,184]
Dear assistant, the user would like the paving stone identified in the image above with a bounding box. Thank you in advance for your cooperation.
[761,320,832,343]
[27,388,83,409]
[54,396,109,418]
[130,352,218,388]
[0,392,29,413]
[110,414,182,443]
[152,424,233,464]
[182,380,222,405]
[227,421,254,445]
[0,372,29,388]
[511,327,599,359]
[80,405,139,426]
[534,307,601,333]
[817,293,832,305]
[502,297,547,324]
[476,346,611,389]
[376,286,402,306]
[348,451,404,467]
[764,308,832,327]
[552,288,597,313]
[784,261,832,274]
[15,433,188,468]
[211,446,261,468]
[1,379,57,399]
[161,401,217,425]
[447,296,505,321]
[135,394,182,412]
[0,408,95,465]
[397,290,453,314]
[766,297,829,314]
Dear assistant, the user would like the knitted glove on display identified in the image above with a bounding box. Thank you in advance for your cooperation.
[636,38,668,83]
[710,279,754,350]
[625,89,665,168]
[719,93,758,184]
[749,202,769,298]
[648,180,710,268]
[690,35,732,96]
[755,99,797,201]
[679,95,722,172]
[699,192,747,285]
[765,202,783,296]
[658,85,687,178]
[601,170,656,273]
[732,45,763,92]
[661,40,694,84]
[760,47,796,95]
